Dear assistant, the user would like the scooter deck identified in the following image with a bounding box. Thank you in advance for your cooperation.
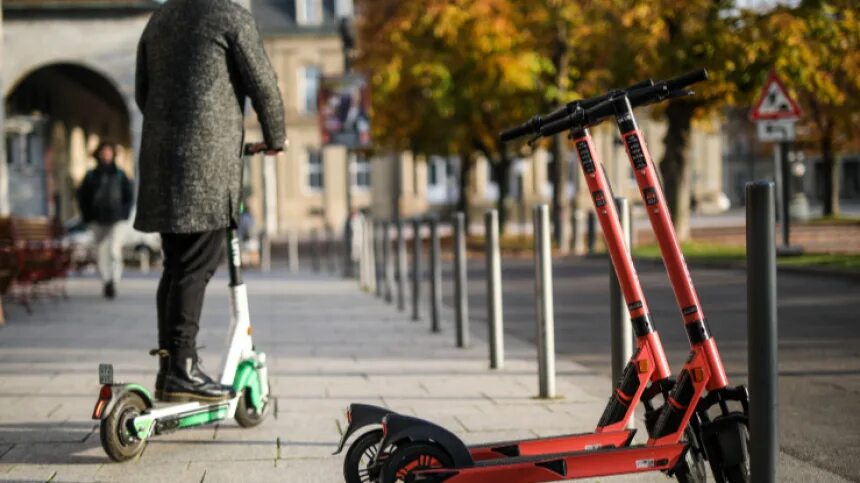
[413,443,686,482]
[467,429,635,461]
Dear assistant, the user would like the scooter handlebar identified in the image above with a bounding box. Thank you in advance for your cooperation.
[498,79,654,143]
[538,69,708,137]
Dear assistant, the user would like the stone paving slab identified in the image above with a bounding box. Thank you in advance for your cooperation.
[0,272,851,483]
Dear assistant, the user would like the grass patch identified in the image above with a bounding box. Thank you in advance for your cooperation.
[777,253,860,270]
[806,215,860,226]
[634,241,860,271]
[633,241,746,262]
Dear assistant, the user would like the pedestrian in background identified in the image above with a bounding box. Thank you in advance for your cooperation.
[76,141,134,299]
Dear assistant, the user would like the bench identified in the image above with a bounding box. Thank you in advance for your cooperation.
[0,216,71,314]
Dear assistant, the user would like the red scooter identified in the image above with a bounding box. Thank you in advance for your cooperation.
[334,78,708,483]
[367,70,750,483]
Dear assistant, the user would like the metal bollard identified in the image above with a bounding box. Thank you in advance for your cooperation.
[453,212,470,347]
[746,181,778,483]
[289,229,299,273]
[366,220,376,293]
[586,211,597,255]
[609,198,634,429]
[260,231,272,273]
[326,225,337,274]
[429,217,442,333]
[343,217,354,279]
[311,228,320,273]
[375,222,383,297]
[485,210,504,369]
[533,204,556,398]
[383,221,393,303]
[411,218,422,321]
[396,220,407,312]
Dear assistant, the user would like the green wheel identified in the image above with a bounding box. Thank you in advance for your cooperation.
[100,392,148,462]
[344,429,385,483]
[235,378,270,428]
[379,442,454,483]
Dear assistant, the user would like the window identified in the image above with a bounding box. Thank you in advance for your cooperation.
[335,0,354,17]
[297,0,322,25]
[354,155,371,188]
[307,150,324,190]
[299,66,321,114]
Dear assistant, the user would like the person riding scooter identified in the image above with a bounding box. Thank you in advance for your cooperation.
[134,0,286,402]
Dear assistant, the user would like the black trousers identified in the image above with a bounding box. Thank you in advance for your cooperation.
[157,229,225,361]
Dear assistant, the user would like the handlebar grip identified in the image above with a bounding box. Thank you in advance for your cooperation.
[499,122,535,143]
[539,111,581,138]
[666,68,708,91]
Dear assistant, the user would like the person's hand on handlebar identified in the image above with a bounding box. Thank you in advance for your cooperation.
[244,139,289,156]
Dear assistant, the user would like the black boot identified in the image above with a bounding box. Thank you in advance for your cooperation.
[104,281,116,299]
[162,355,234,402]
[149,349,170,400]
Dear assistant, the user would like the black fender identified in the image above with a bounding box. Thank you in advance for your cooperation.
[333,403,396,455]
[379,413,473,468]
[95,383,154,420]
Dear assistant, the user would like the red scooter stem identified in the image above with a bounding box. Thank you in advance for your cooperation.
[571,128,670,383]
[611,95,728,392]
[570,128,671,435]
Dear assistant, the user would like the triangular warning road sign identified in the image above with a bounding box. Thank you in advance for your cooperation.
[750,71,802,120]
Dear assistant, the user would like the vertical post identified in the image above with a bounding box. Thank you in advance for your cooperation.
[411,218,422,321]
[779,141,791,248]
[746,181,778,483]
[366,219,376,293]
[533,204,556,398]
[485,210,504,369]
[344,216,354,278]
[586,211,597,255]
[383,221,393,303]
[311,228,320,273]
[453,212,469,347]
[326,225,337,274]
[260,231,272,273]
[429,217,442,333]
[375,222,383,297]
[288,229,299,273]
[396,219,406,312]
[609,197,634,429]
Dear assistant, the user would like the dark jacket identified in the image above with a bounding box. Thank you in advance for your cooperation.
[134,0,286,234]
[77,164,134,225]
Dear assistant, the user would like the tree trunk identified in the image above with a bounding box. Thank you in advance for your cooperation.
[495,152,511,235]
[820,130,839,217]
[550,14,570,252]
[659,102,695,241]
[457,151,473,234]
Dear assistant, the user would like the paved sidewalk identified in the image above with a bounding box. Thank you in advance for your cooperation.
[0,271,850,482]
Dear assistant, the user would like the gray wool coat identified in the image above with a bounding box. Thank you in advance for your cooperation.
[134,0,285,234]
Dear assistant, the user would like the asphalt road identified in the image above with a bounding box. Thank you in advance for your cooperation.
[438,256,860,481]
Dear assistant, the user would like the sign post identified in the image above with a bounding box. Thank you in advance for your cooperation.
[750,71,802,254]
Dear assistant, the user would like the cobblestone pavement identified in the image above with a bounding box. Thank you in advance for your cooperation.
[0,271,850,482]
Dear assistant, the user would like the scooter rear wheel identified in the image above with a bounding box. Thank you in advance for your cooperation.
[235,380,270,428]
[343,429,384,483]
[100,392,147,462]
[379,442,454,483]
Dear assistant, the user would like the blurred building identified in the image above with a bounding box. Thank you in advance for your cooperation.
[1,0,728,240]
[2,0,156,220]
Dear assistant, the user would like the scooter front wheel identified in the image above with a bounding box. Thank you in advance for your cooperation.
[235,378,270,428]
[100,392,147,462]
[379,442,454,483]
[343,429,384,483]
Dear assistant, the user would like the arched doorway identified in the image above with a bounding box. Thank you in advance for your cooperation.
[4,63,132,220]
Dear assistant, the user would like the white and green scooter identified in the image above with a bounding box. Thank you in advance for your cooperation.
[93,146,274,462]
